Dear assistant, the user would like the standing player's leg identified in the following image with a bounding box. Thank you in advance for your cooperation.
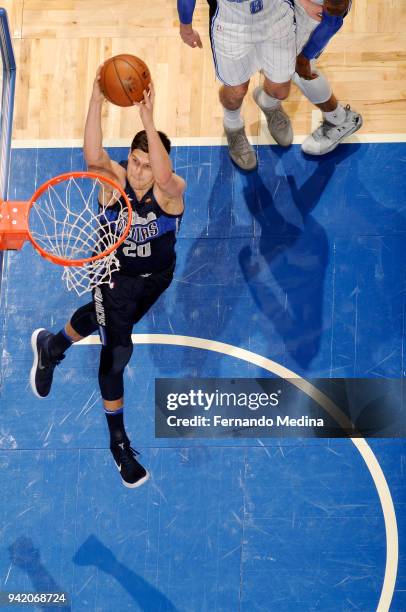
[208,3,258,170]
[30,303,98,399]
[293,1,362,155]
[219,81,257,171]
[293,66,362,155]
[253,78,293,147]
[252,0,296,146]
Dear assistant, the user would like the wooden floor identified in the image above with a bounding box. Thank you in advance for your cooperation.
[3,0,406,141]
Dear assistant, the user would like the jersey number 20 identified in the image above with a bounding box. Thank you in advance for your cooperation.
[122,240,151,258]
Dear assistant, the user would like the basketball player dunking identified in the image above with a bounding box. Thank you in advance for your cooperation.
[178,0,362,160]
[30,68,186,489]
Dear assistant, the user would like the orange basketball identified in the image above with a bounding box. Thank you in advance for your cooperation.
[100,54,151,107]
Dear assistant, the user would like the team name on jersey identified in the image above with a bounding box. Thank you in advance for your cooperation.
[129,220,159,244]
[121,209,159,245]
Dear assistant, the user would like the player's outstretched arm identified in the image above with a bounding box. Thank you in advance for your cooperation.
[178,0,202,48]
[134,83,185,214]
[83,67,125,187]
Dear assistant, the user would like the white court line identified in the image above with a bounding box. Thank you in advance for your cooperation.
[10,133,406,148]
[78,333,398,612]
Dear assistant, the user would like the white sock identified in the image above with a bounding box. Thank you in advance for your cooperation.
[323,104,346,126]
[257,88,280,110]
[223,106,244,130]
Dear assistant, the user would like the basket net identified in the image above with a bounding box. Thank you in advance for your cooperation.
[28,173,131,296]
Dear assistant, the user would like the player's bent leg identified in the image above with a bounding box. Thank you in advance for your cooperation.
[30,302,98,398]
[253,79,293,146]
[99,343,149,489]
[69,302,98,338]
[293,70,363,154]
[220,82,257,171]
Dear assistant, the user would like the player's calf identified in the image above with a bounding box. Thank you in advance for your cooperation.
[220,82,257,171]
[253,86,293,147]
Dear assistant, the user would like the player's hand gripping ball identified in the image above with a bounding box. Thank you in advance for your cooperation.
[100,54,151,107]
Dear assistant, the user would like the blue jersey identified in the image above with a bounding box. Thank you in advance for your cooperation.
[105,162,183,276]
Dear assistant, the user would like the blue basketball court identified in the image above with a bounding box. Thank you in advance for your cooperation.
[0,4,404,610]
[0,140,404,610]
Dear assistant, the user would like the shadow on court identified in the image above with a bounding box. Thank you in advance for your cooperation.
[238,146,361,368]
[152,144,361,375]
[73,535,178,611]
[8,537,70,610]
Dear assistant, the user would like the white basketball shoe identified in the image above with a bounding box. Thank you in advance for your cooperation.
[302,105,363,155]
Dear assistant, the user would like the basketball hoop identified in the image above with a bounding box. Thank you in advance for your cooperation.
[0,171,132,295]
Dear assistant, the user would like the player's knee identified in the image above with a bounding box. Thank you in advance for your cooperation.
[98,344,133,401]
[70,303,98,338]
[99,343,133,376]
[98,371,124,402]
[220,82,249,107]
[292,71,332,105]
[264,80,291,101]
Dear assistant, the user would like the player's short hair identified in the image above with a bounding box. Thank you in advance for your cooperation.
[130,130,171,154]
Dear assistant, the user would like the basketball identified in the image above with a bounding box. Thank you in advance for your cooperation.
[100,54,151,107]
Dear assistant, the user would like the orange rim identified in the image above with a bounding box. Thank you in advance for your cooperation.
[27,171,132,267]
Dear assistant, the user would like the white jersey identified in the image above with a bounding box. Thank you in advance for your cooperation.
[209,0,296,85]
[213,0,294,26]
[294,0,325,55]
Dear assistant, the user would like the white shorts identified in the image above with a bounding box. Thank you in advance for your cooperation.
[294,0,321,55]
[209,0,296,86]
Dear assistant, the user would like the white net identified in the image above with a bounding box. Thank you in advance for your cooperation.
[28,174,131,296]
